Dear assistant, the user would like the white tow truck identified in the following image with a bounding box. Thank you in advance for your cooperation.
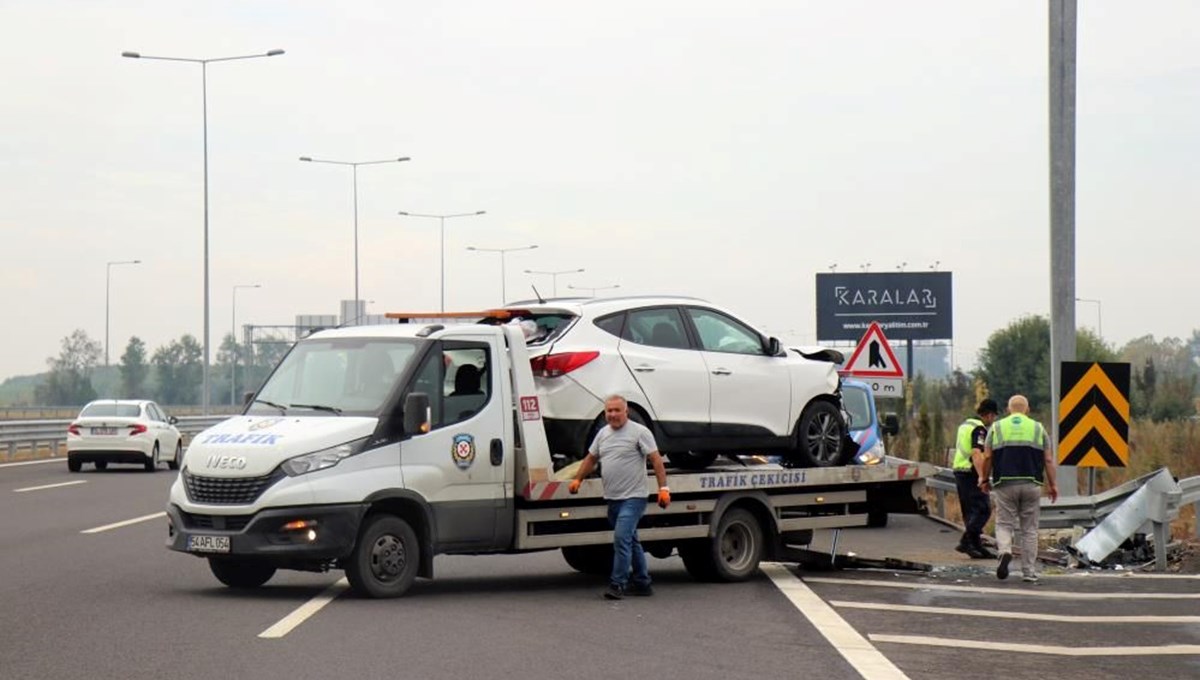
[166,320,933,598]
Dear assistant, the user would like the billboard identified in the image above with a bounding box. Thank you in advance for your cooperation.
[815,272,952,341]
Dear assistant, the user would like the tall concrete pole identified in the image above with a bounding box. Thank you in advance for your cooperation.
[1049,0,1078,496]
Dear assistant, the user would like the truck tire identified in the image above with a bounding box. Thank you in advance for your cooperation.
[794,401,851,467]
[680,508,765,583]
[208,558,276,589]
[561,544,614,576]
[666,451,717,470]
[345,514,420,598]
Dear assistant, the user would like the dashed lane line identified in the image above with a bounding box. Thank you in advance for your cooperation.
[0,458,65,469]
[869,634,1200,657]
[80,511,167,534]
[803,577,1200,600]
[258,578,349,639]
[831,600,1200,624]
[762,563,910,680]
[14,480,87,493]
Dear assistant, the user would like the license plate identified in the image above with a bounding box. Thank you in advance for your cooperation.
[92,427,117,435]
[187,535,231,553]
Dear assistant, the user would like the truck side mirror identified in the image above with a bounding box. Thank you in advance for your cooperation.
[403,392,431,435]
[882,413,900,437]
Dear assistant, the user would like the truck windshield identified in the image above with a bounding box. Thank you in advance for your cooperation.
[248,337,421,417]
[842,386,872,432]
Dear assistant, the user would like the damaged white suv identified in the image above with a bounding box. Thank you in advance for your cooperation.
[490,296,850,470]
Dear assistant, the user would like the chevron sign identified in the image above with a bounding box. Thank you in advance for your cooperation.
[1058,362,1131,467]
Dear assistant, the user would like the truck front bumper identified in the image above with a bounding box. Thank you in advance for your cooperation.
[166,502,368,565]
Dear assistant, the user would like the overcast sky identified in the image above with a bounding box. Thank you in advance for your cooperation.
[2,0,1197,381]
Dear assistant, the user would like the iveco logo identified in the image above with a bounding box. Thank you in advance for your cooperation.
[206,455,248,470]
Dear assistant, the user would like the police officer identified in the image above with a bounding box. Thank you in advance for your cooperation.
[980,395,1059,582]
[953,399,999,558]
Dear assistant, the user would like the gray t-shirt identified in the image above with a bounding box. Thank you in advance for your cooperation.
[588,420,658,501]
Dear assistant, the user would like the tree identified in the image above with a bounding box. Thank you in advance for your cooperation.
[35,329,101,405]
[1121,334,1198,421]
[977,315,1114,411]
[151,334,203,405]
[119,336,149,398]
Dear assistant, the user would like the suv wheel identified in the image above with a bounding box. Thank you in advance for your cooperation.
[793,401,851,467]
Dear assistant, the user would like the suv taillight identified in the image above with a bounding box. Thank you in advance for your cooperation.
[530,351,599,377]
[67,423,81,436]
[128,424,148,435]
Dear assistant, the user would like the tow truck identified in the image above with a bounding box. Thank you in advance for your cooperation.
[165,316,933,598]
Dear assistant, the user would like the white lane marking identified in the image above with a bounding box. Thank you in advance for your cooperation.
[803,577,1200,600]
[870,634,1200,657]
[762,563,909,680]
[831,600,1200,624]
[80,511,167,534]
[0,458,66,469]
[258,578,349,639]
[14,480,87,493]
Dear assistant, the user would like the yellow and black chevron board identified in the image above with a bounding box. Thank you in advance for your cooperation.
[1058,361,1131,467]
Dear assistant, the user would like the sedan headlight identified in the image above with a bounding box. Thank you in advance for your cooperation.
[856,438,885,466]
[281,438,368,477]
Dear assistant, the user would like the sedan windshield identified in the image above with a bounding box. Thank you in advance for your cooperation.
[248,337,422,417]
[842,386,872,432]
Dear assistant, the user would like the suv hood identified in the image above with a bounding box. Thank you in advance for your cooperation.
[184,415,378,477]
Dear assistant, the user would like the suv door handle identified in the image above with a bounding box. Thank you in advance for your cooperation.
[711,369,732,376]
[633,366,655,373]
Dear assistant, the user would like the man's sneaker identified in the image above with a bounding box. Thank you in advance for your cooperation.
[996,552,1012,580]
[1022,573,1039,583]
[627,582,654,597]
[603,584,624,600]
[954,542,972,556]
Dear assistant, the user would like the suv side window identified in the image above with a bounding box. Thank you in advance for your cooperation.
[593,312,625,338]
[686,308,765,355]
[624,308,690,350]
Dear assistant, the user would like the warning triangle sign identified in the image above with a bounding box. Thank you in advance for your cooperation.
[843,322,904,378]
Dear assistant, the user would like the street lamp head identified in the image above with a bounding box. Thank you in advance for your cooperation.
[299,156,313,162]
[475,210,486,215]
[133,260,142,264]
[397,211,409,216]
[121,51,141,58]
[466,246,478,251]
[397,157,411,162]
[266,49,285,56]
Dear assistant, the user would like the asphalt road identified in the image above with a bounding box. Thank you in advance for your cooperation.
[4,458,1200,680]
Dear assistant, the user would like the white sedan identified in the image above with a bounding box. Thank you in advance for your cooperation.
[66,400,183,472]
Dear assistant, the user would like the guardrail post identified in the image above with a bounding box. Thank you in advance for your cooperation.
[51,440,59,457]
[934,488,946,519]
[1194,502,1200,540]
[1152,521,1169,571]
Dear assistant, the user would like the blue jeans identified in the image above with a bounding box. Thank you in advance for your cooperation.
[607,497,649,589]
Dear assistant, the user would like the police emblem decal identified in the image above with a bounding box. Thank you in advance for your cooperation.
[451,433,476,470]
[249,418,284,432]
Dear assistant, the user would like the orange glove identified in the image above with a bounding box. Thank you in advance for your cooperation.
[568,479,581,494]
[657,487,671,509]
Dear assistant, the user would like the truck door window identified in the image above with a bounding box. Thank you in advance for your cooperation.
[406,342,491,431]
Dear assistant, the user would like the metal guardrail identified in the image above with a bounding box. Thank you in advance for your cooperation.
[0,406,241,421]
[0,416,229,459]
[921,457,1200,565]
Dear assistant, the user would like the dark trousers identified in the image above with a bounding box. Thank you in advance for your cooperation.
[954,470,991,548]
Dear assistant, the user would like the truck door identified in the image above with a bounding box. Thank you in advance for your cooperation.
[400,339,507,551]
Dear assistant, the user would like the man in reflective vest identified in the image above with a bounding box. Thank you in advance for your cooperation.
[980,395,1059,582]
[953,399,1000,558]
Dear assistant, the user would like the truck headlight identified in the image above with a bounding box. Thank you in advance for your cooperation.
[281,438,368,477]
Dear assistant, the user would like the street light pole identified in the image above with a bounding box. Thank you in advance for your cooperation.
[123,48,285,414]
[398,210,486,311]
[1076,297,1102,338]
[567,283,620,298]
[524,268,585,297]
[231,284,262,406]
[301,156,410,315]
[466,244,539,306]
[105,259,142,366]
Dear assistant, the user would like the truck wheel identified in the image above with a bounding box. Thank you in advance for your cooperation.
[794,401,851,467]
[561,544,614,576]
[666,451,717,470]
[710,508,764,581]
[346,514,420,598]
[208,558,276,589]
[679,541,718,582]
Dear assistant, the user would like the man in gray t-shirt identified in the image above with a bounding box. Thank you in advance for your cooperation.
[569,395,670,600]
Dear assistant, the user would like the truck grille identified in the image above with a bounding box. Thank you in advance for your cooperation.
[183,468,283,505]
[178,511,254,531]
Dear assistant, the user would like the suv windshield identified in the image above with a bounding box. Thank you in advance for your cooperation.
[248,337,422,417]
[80,403,141,418]
[842,385,872,432]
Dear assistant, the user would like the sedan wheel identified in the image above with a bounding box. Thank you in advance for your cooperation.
[145,442,159,472]
[168,441,182,471]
